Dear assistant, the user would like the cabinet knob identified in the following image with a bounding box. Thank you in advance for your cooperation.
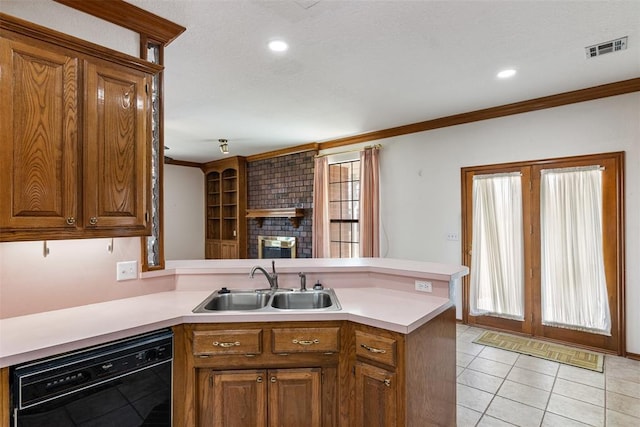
[89,217,98,225]
[256,376,263,383]
[270,377,277,383]
[66,217,76,225]
[383,379,391,387]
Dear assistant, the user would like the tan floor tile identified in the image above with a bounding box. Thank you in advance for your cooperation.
[497,380,550,410]
[486,395,544,427]
[606,376,640,399]
[457,351,475,368]
[457,404,482,427]
[541,412,591,427]
[553,378,604,407]
[606,409,640,427]
[477,415,516,426]
[606,390,640,418]
[506,366,555,391]
[605,357,640,384]
[458,340,486,356]
[514,354,560,376]
[478,346,519,365]
[547,394,604,427]
[457,383,494,413]
[468,357,513,378]
[557,364,605,389]
[458,368,504,394]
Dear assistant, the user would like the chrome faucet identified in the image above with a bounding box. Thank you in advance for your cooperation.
[250,260,278,291]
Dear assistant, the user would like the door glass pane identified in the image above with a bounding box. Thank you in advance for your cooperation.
[540,166,611,335]
[469,172,524,320]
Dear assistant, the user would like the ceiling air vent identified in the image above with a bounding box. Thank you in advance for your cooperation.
[586,37,628,58]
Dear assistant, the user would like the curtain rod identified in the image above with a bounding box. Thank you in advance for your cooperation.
[315,144,381,158]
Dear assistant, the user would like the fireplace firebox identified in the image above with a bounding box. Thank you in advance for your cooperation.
[258,236,296,259]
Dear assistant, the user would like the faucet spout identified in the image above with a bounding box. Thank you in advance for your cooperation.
[250,262,278,290]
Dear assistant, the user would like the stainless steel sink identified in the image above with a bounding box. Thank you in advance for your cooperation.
[193,288,341,313]
[271,291,334,310]
[192,290,270,312]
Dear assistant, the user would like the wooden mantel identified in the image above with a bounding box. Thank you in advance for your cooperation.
[246,208,305,228]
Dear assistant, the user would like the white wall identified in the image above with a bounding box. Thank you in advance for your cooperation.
[375,93,640,353]
[163,164,205,260]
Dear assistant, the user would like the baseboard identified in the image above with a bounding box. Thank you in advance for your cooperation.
[626,352,640,361]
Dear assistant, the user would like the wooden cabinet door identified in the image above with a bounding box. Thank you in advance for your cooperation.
[354,362,397,427]
[268,368,321,427]
[0,38,79,232]
[221,241,238,259]
[199,369,267,427]
[84,60,150,232]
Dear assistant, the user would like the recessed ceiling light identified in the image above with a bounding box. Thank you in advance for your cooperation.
[268,40,289,52]
[497,69,517,79]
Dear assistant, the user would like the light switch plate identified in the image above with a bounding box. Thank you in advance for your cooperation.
[116,261,138,281]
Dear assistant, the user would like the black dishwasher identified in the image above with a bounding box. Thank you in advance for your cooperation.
[10,329,173,427]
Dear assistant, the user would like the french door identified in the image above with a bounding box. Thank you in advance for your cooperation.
[461,152,625,354]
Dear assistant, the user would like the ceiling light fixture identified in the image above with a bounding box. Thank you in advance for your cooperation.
[219,139,229,154]
[268,40,289,52]
[497,68,517,79]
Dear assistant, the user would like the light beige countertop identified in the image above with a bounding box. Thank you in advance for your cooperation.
[1,258,467,368]
[0,287,452,368]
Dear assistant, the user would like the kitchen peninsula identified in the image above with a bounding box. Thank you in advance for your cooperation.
[0,258,467,426]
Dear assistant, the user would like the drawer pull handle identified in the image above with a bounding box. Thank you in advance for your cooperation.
[66,217,76,225]
[89,217,98,225]
[384,379,391,387]
[292,339,319,346]
[270,377,277,383]
[361,344,387,354]
[213,341,240,348]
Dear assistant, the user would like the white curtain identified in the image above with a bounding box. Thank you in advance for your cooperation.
[470,173,524,319]
[540,166,611,335]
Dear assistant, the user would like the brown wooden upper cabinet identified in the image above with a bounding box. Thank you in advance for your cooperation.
[0,14,161,241]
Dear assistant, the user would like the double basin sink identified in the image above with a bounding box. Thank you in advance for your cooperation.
[192,288,341,313]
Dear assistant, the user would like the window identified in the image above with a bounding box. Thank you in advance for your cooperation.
[328,160,360,258]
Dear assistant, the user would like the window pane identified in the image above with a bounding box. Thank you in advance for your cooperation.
[329,201,341,219]
[330,223,340,241]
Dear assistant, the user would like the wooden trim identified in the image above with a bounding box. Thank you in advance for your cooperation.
[0,13,162,74]
[246,143,319,162]
[627,352,640,361]
[53,0,185,46]
[165,158,204,168]
[318,78,640,150]
[0,368,8,427]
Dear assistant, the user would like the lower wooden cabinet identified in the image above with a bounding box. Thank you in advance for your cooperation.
[354,362,397,427]
[172,310,456,427]
[197,368,321,427]
[351,307,457,427]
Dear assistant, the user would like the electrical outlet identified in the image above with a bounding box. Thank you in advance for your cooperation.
[446,232,459,241]
[116,261,138,281]
[415,280,433,293]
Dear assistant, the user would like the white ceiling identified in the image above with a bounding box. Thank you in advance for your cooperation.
[128,0,640,163]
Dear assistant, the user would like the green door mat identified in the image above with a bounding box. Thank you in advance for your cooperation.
[473,331,604,372]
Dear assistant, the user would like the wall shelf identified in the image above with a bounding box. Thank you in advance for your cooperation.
[246,208,305,228]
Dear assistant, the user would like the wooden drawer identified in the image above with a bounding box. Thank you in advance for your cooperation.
[193,329,262,356]
[355,330,397,367]
[272,327,340,353]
